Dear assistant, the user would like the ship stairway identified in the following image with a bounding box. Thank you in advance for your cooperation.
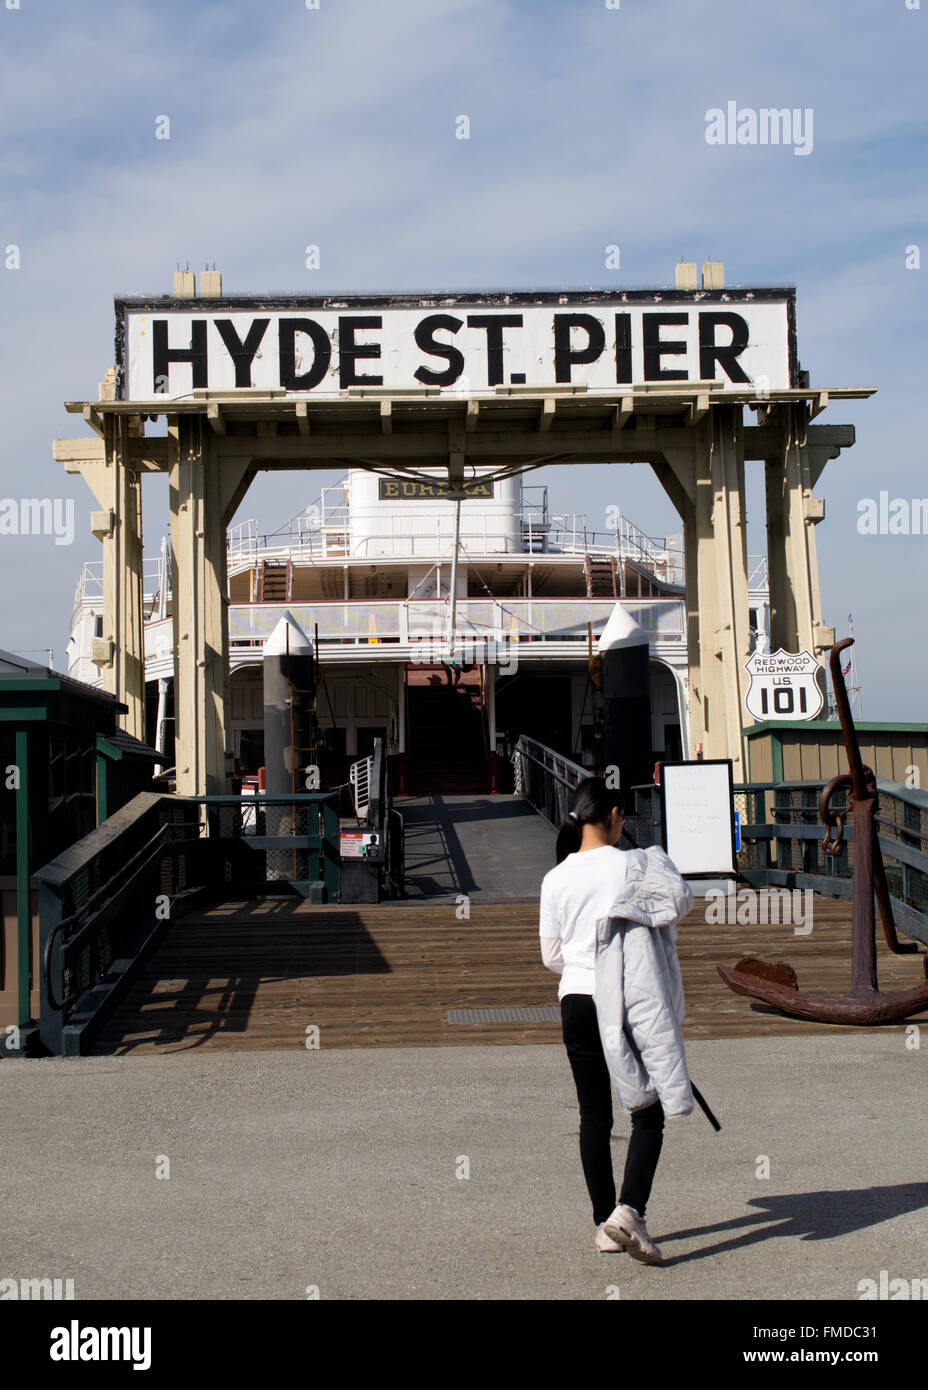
[584,554,617,598]
[258,560,292,602]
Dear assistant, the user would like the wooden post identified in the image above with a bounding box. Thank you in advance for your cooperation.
[169,417,254,795]
[765,403,834,657]
[655,406,752,779]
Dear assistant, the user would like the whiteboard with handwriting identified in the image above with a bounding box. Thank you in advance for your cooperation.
[660,760,736,877]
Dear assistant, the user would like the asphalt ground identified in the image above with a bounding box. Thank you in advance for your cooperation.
[1,1030,925,1301]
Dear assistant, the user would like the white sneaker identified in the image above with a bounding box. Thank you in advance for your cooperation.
[595,1223,624,1253]
[603,1204,663,1264]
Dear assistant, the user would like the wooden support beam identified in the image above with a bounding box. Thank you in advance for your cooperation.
[607,396,634,432]
[466,399,480,433]
[745,422,854,460]
[54,437,105,465]
[207,402,226,435]
[538,398,556,432]
[380,400,392,435]
[82,404,104,438]
[809,390,829,420]
[689,392,710,426]
[295,401,310,436]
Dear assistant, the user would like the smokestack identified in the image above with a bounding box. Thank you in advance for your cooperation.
[263,612,316,882]
[596,605,653,802]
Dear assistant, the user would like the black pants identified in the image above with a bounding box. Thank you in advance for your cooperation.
[561,993,665,1226]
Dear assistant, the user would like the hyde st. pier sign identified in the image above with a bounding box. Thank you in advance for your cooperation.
[116,289,797,400]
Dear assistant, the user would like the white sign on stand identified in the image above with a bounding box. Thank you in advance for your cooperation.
[660,759,737,878]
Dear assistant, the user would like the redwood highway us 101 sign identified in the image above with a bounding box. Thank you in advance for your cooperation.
[744,649,824,721]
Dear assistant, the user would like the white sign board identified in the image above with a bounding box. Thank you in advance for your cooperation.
[660,759,737,878]
[744,649,824,722]
[117,291,795,401]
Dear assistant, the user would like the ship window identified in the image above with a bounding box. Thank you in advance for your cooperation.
[93,613,103,638]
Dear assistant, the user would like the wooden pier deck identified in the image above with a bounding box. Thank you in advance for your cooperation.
[92,895,928,1055]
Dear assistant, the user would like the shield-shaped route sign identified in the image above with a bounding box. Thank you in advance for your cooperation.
[744,649,824,721]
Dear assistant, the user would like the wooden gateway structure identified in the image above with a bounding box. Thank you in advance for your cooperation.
[55,264,875,797]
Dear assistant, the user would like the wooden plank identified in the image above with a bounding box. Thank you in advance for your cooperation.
[91,897,928,1054]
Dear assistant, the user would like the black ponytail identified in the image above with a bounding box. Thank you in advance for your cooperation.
[555,776,625,864]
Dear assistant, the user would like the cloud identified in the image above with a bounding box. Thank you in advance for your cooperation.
[0,0,924,714]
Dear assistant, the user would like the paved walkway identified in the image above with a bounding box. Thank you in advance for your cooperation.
[2,1033,925,1299]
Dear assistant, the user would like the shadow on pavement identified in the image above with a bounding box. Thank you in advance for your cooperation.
[658,1182,928,1265]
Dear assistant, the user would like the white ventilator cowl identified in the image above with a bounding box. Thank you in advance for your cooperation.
[263,611,315,656]
[596,605,648,653]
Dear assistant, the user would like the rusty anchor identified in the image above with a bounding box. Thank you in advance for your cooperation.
[717,637,928,1025]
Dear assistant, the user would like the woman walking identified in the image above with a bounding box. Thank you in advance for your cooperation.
[538,776,694,1264]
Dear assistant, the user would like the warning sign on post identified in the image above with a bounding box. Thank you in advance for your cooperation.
[340,831,380,859]
[744,649,824,722]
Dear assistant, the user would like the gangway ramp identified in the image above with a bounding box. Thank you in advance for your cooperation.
[398,794,556,901]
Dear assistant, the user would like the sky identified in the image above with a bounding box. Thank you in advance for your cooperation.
[0,0,925,718]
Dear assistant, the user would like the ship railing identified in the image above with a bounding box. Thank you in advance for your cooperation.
[218,597,687,654]
[748,555,769,590]
[72,558,169,618]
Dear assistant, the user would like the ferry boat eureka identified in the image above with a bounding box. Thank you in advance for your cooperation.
[65,464,772,797]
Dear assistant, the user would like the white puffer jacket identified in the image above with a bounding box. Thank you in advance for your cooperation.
[593,846,694,1118]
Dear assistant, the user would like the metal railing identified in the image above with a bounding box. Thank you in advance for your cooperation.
[349,755,374,820]
[632,776,928,949]
[36,792,204,1055]
[511,736,656,848]
[223,597,687,649]
[201,792,340,898]
[36,789,342,1055]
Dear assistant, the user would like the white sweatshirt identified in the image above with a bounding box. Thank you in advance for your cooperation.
[539,844,639,1000]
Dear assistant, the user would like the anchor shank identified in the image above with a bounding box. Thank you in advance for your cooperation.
[850,794,879,998]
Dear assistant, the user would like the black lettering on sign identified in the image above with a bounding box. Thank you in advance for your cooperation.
[553,314,606,384]
[279,318,331,390]
[378,479,493,500]
[214,319,270,388]
[152,319,208,392]
[614,313,632,384]
[698,311,751,384]
[338,316,383,388]
[642,313,688,381]
[413,314,465,387]
[465,315,523,386]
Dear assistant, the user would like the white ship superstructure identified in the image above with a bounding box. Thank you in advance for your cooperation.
[67,465,771,793]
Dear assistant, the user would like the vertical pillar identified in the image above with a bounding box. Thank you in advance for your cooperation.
[169,418,253,796]
[655,405,753,778]
[68,417,145,738]
[764,404,834,656]
[114,416,146,740]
